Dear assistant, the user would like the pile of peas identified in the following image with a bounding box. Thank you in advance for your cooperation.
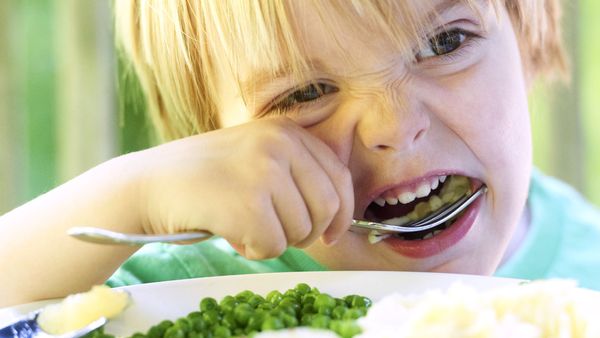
[87,283,371,338]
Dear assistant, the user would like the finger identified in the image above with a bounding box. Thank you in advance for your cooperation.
[288,143,341,248]
[271,171,312,247]
[292,127,354,245]
[212,196,288,260]
[242,204,288,260]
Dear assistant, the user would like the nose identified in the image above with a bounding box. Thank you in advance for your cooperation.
[356,89,430,152]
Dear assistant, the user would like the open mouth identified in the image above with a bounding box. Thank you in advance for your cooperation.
[363,175,473,241]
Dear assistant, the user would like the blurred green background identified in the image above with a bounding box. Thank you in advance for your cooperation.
[0,0,598,214]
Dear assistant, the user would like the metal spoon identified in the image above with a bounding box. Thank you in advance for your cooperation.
[67,227,211,245]
[68,185,487,245]
[0,311,106,338]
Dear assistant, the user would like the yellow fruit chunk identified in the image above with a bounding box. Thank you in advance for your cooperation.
[37,285,129,334]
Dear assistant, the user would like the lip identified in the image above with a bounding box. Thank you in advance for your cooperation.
[358,170,473,217]
[381,182,485,259]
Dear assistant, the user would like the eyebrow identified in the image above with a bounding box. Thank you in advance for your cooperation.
[240,0,468,98]
[427,0,469,25]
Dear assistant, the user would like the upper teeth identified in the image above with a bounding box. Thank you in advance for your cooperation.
[376,175,447,206]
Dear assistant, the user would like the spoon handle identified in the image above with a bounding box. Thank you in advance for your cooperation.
[67,227,212,246]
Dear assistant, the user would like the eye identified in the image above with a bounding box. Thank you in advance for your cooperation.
[416,29,471,60]
[269,82,338,113]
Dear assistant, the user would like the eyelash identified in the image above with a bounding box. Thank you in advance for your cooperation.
[266,82,338,115]
[416,28,480,63]
[264,28,479,114]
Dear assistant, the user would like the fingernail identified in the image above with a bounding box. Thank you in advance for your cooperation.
[321,236,338,247]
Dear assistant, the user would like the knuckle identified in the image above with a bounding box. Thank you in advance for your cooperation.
[314,192,340,227]
[248,240,286,260]
[289,222,311,243]
[244,194,270,212]
[255,157,280,178]
[256,123,293,150]
[242,228,287,260]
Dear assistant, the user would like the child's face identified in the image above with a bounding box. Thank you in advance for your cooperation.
[216,0,531,274]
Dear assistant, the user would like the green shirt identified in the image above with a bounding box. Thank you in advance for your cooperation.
[108,169,600,290]
[106,237,326,287]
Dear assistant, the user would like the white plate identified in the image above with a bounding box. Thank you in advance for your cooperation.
[0,271,521,336]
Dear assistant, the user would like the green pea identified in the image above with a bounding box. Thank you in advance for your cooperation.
[301,294,316,306]
[310,314,331,329]
[281,313,298,328]
[342,308,364,320]
[129,333,146,338]
[301,303,316,315]
[235,290,255,302]
[317,305,332,316]
[314,294,336,310]
[294,283,311,296]
[200,297,219,312]
[187,313,206,332]
[345,295,371,309]
[146,320,173,338]
[219,296,237,313]
[187,331,205,338]
[213,325,231,338]
[247,311,267,331]
[362,296,372,309]
[163,326,185,338]
[247,294,265,308]
[300,313,315,326]
[275,304,296,317]
[221,312,236,329]
[266,290,283,304]
[257,302,274,311]
[174,319,191,333]
[233,303,253,326]
[202,309,221,326]
[332,305,347,320]
[330,320,362,338]
[281,296,300,308]
[261,316,285,331]
[269,308,283,318]
[283,289,298,301]
[91,332,115,338]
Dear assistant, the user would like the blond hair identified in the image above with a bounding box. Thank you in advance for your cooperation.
[114,0,567,141]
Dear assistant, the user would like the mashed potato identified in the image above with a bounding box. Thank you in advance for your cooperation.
[37,285,129,334]
[356,280,600,338]
[256,280,600,338]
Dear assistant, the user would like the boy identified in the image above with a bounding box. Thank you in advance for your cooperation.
[2,0,599,308]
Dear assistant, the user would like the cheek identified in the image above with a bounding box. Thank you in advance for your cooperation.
[470,41,531,175]
[423,39,531,179]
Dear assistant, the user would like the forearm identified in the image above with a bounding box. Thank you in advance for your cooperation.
[0,154,144,306]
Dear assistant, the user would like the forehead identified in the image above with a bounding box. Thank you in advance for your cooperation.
[217,0,489,94]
